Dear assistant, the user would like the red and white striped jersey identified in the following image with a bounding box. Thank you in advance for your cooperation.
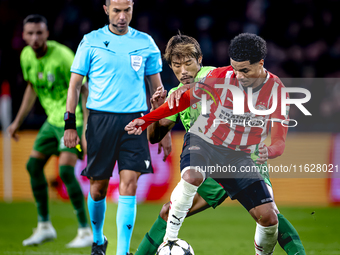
[189,66,289,153]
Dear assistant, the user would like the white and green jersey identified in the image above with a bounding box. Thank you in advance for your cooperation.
[165,66,215,131]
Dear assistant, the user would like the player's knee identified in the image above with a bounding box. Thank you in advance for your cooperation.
[182,168,204,187]
[119,180,138,196]
[59,165,75,185]
[159,202,170,221]
[26,157,45,177]
[258,210,278,227]
[90,180,109,201]
[90,188,107,201]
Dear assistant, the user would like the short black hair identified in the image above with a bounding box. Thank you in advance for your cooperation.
[229,33,267,64]
[23,14,48,28]
[104,0,134,6]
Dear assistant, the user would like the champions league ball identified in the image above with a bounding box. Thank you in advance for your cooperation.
[156,239,195,255]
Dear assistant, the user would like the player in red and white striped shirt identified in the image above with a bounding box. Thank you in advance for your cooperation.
[190,64,289,156]
[126,33,290,255]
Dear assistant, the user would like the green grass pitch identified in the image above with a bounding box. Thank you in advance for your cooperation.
[1,201,340,254]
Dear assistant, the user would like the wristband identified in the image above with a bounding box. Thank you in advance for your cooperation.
[64,112,76,130]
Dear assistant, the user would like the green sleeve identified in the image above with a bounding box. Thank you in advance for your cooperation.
[60,47,75,87]
[20,47,29,82]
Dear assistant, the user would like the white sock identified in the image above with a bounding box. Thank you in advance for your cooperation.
[164,179,199,241]
[254,223,278,255]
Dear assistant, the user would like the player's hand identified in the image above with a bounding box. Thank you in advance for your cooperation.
[256,142,268,164]
[168,84,190,109]
[151,87,167,110]
[64,129,80,148]
[158,133,172,161]
[124,119,145,135]
[7,121,20,141]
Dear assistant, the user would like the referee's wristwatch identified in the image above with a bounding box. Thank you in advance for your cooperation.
[64,111,76,130]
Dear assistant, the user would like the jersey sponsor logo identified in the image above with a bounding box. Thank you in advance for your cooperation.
[213,106,266,128]
[131,55,143,71]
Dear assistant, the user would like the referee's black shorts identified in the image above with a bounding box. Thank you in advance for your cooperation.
[81,110,153,180]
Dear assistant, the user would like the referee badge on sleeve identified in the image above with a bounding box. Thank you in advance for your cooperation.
[131,55,143,71]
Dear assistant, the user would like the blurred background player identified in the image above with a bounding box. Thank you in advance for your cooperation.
[63,0,168,254]
[135,34,305,255]
[7,14,92,248]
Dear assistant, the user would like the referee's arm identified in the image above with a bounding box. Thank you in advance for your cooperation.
[145,73,164,95]
[145,72,172,161]
[64,72,84,148]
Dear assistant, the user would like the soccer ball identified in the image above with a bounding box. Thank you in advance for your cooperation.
[156,239,195,255]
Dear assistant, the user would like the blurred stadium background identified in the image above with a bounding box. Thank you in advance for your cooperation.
[0,0,340,254]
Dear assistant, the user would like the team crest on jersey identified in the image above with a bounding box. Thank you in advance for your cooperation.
[191,103,197,109]
[131,55,143,71]
[47,72,55,83]
[255,104,267,111]
[38,72,43,80]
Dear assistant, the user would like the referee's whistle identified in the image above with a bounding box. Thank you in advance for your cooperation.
[76,144,82,152]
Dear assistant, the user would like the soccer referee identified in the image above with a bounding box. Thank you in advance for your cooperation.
[64,0,165,254]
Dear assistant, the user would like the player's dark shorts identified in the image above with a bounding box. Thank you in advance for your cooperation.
[180,132,272,211]
[81,110,153,180]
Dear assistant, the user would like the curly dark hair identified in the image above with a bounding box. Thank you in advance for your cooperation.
[229,33,267,64]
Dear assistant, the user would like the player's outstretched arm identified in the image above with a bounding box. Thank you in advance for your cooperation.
[64,72,84,148]
[147,87,175,143]
[7,83,37,141]
[124,86,197,134]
